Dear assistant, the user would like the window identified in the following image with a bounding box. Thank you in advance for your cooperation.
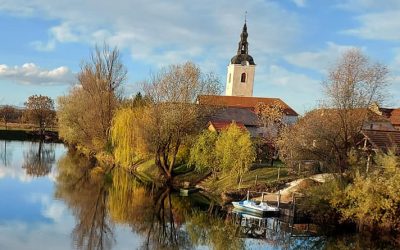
[228,73,231,83]
[241,73,246,83]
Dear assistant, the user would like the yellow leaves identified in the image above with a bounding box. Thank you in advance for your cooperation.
[111,107,148,169]
[90,166,106,181]
[215,123,256,178]
[338,153,400,229]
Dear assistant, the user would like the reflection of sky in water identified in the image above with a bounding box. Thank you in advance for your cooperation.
[0,140,143,250]
[0,140,65,181]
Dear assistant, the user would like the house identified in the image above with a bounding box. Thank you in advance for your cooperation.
[360,129,400,155]
[368,103,400,130]
[198,95,297,137]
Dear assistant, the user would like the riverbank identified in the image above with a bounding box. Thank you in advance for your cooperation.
[0,129,61,142]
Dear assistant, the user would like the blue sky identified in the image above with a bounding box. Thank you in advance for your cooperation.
[0,0,399,114]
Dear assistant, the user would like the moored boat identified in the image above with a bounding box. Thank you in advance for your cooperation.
[232,191,279,215]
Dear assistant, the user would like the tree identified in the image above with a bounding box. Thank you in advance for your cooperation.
[255,101,285,132]
[334,152,400,232]
[111,62,221,181]
[24,95,55,135]
[215,123,256,184]
[58,44,127,152]
[322,49,388,170]
[324,48,388,110]
[189,129,219,175]
[190,124,256,182]
[278,49,389,173]
[255,101,285,166]
[110,107,148,170]
[0,105,19,129]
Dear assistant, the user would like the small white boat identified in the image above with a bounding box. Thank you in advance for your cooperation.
[232,200,279,213]
[232,191,279,215]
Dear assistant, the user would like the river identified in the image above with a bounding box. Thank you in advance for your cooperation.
[0,140,397,250]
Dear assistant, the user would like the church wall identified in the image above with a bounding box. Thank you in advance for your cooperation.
[225,64,255,97]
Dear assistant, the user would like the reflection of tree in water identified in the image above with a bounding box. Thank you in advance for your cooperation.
[22,140,55,177]
[108,168,193,250]
[55,152,114,250]
[231,214,330,250]
[0,140,12,166]
[185,212,245,250]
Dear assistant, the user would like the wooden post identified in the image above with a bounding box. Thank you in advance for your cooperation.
[247,190,250,201]
[261,192,265,203]
[298,162,301,175]
[277,167,280,180]
[292,193,296,217]
[255,175,258,186]
[366,154,371,174]
[277,190,281,208]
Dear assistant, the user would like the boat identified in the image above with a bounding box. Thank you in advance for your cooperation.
[232,200,279,214]
[232,191,279,215]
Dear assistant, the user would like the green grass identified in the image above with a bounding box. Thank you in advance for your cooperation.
[136,158,158,177]
[201,166,289,194]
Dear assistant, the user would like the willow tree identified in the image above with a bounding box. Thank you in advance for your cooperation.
[189,129,219,175]
[111,62,221,181]
[215,123,256,184]
[110,107,148,169]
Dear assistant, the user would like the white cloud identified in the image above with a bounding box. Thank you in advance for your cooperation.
[0,0,302,67]
[254,63,321,114]
[292,0,306,7]
[0,63,74,85]
[284,42,357,73]
[336,0,400,11]
[343,10,400,41]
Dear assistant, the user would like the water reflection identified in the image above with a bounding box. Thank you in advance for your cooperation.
[55,151,241,250]
[232,213,325,249]
[2,141,396,250]
[56,152,114,250]
[0,140,12,166]
[22,140,55,177]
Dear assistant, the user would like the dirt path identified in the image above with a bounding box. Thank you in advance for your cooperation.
[253,173,334,203]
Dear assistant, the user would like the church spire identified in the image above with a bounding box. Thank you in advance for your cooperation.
[230,20,255,65]
[237,22,249,55]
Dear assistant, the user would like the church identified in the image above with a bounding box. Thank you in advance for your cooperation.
[198,21,298,137]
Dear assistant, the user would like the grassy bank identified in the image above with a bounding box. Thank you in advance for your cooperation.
[201,166,289,195]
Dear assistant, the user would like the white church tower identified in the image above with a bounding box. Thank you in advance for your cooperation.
[225,21,256,97]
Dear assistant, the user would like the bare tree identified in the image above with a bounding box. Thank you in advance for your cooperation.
[58,44,127,152]
[324,48,388,110]
[279,49,389,173]
[114,62,222,181]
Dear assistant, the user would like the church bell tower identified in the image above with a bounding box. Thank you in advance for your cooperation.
[225,21,256,97]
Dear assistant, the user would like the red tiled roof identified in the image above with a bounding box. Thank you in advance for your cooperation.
[209,120,246,132]
[362,129,400,154]
[198,95,298,116]
[379,108,400,126]
[210,107,258,126]
[389,109,400,126]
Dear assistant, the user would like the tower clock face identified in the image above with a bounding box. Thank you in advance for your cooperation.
[241,61,249,66]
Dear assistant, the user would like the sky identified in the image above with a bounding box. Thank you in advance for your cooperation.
[0,0,399,114]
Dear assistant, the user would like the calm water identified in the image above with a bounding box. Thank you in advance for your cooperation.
[0,140,397,250]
